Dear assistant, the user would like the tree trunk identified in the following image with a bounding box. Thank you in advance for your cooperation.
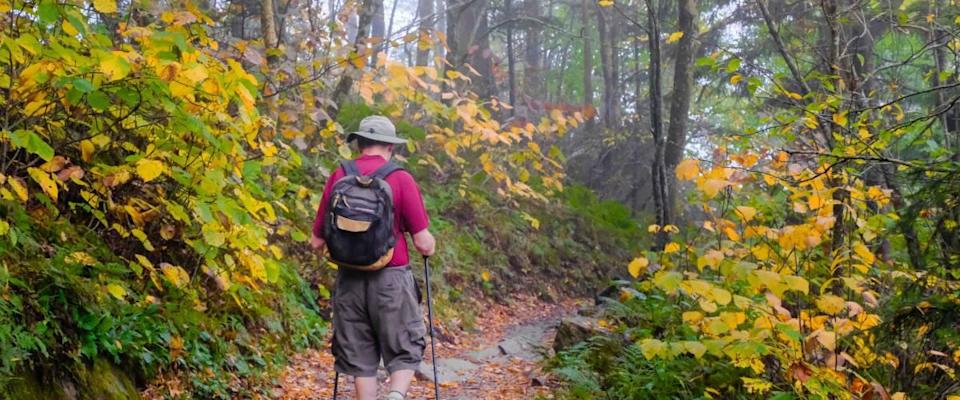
[385,0,400,57]
[581,0,593,108]
[261,0,279,51]
[446,0,494,98]
[523,0,543,99]
[329,0,376,118]
[415,0,434,66]
[645,0,669,248]
[370,0,385,64]
[596,5,618,129]
[664,0,697,224]
[506,0,517,113]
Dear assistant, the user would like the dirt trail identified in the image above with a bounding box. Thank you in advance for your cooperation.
[274,294,582,400]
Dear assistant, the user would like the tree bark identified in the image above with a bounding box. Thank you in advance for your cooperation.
[446,0,495,98]
[581,0,593,108]
[370,0,385,64]
[646,0,669,248]
[329,0,376,118]
[523,0,543,99]
[415,0,434,66]
[261,0,279,52]
[596,5,618,129]
[664,0,698,224]
[505,0,517,113]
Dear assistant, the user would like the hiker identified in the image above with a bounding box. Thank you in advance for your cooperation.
[311,115,437,400]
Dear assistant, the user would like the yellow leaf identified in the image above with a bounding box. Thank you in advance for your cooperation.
[647,224,661,233]
[666,31,685,44]
[106,283,126,300]
[664,242,681,253]
[597,0,614,7]
[62,20,79,36]
[853,243,875,265]
[338,143,352,159]
[683,341,706,358]
[80,140,95,163]
[808,194,824,210]
[161,264,190,288]
[481,270,491,282]
[675,159,699,180]
[100,53,130,81]
[783,275,809,294]
[65,252,97,266]
[730,74,742,84]
[27,167,57,201]
[816,294,846,315]
[8,177,28,202]
[136,159,165,182]
[682,311,704,324]
[701,179,729,198]
[653,271,683,294]
[93,0,118,13]
[628,257,649,278]
[639,339,667,359]
[183,64,209,83]
[832,111,848,127]
[157,62,181,82]
[734,206,756,222]
[711,287,732,306]
[696,249,724,271]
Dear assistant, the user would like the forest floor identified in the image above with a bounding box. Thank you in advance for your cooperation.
[273,294,583,400]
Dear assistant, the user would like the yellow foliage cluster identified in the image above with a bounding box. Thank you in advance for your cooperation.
[619,148,950,398]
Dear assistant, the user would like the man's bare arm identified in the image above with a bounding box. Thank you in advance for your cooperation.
[412,229,436,257]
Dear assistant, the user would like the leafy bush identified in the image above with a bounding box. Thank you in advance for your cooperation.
[0,3,325,397]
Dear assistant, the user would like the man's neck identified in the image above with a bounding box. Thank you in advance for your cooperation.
[361,148,392,160]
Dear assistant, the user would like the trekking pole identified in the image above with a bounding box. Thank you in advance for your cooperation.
[423,256,441,399]
[332,371,339,400]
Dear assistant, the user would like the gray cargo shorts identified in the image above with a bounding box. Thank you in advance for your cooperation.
[331,265,426,377]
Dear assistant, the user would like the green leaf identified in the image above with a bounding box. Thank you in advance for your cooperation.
[87,90,110,111]
[10,130,55,161]
[37,0,59,24]
[726,58,741,73]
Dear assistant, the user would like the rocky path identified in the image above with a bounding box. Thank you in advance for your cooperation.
[274,294,582,400]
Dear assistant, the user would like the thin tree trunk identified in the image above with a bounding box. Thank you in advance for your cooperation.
[523,0,543,99]
[645,0,669,248]
[505,0,517,114]
[581,0,593,108]
[261,0,279,52]
[370,0,385,64]
[596,5,617,129]
[415,0,434,66]
[664,0,697,224]
[329,0,376,118]
[385,0,399,57]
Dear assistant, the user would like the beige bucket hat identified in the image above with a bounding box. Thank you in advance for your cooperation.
[346,115,408,144]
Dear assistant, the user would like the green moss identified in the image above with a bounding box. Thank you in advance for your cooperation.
[1,370,67,400]
[74,358,139,400]
[1,358,138,400]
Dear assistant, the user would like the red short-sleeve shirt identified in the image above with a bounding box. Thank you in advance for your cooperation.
[312,155,430,267]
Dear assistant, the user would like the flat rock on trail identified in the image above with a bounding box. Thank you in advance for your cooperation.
[275,294,582,399]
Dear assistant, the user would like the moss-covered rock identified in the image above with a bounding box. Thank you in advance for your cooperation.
[1,358,139,400]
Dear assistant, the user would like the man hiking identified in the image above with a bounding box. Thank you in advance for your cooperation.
[311,115,436,400]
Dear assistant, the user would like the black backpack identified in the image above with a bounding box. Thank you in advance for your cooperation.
[323,160,402,270]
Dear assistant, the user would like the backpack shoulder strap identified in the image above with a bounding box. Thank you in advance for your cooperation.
[370,161,403,180]
[340,160,361,177]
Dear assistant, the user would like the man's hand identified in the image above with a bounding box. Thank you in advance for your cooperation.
[310,233,326,253]
[412,229,436,257]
